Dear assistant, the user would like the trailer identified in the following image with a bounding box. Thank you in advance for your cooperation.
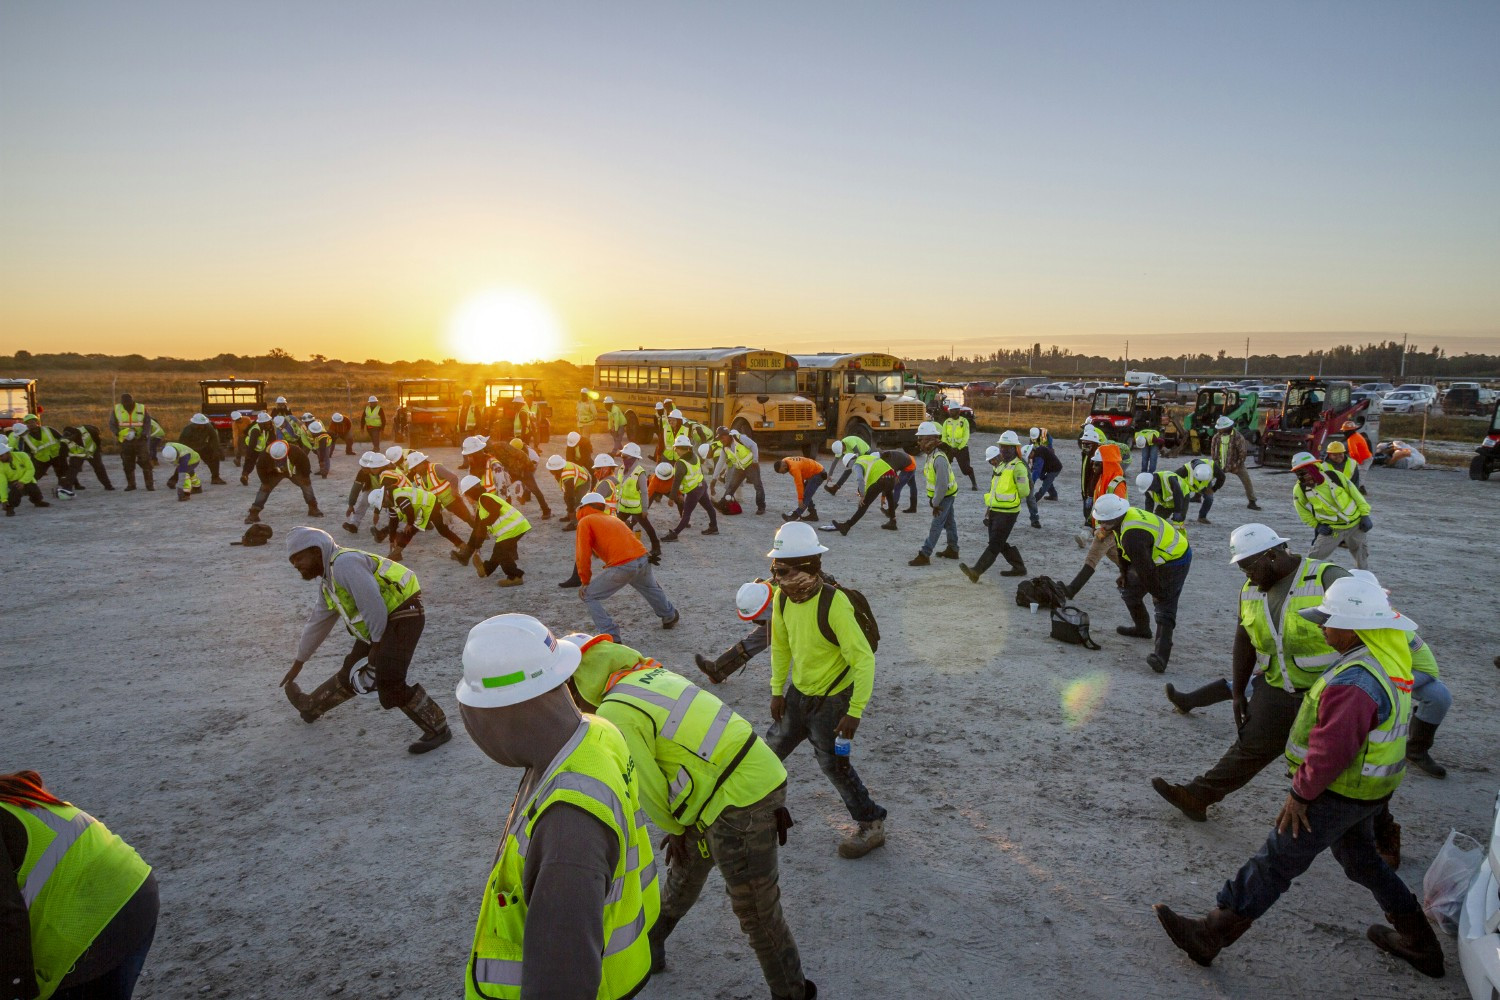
[198,379,267,444]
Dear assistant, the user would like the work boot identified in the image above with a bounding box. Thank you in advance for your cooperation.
[805,504,818,520]
[1147,625,1175,672]
[1405,718,1447,778]
[497,575,524,588]
[661,610,679,629]
[661,530,679,543]
[833,521,849,536]
[1151,777,1209,822]
[166,476,179,490]
[1367,910,1445,978]
[838,819,886,859]
[1196,516,1211,525]
[1374,809,1401,869]
[295,673,356,723]
[558,569,581,589]
[879,519,898,530]
[1064,565,1095,598]
[908,553,931,566]
[1247,501,1261,511]
[959,563,980,583]
[701,526,719,535]
[341,521,358,534]
[125,483,137,491]
[647,915,680,973]
[244,507,262,525]
[307,506,325,517]
[936,546,959,560]
[782,510,799,522]
[372,524,390,543]
[904,502,917,513]
[695,646,748,684]
[1000,562,1027,577]
[191,485,203,494]
[472,552,493,578]
[388,545,405,562]
[561,520,577,532]
[1153,905,1253,967]
[401,685,452,754]
[1165,679,1232,714]
[1118,605,1153,639]
[211,476,227,485]
[177,491,191,502]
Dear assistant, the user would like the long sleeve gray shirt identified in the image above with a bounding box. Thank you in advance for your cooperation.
[294,551,393,659]
[925,451,951,507]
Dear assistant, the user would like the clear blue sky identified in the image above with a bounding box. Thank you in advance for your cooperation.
[2,1,1497,362]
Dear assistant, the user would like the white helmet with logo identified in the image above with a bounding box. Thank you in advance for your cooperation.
[766,521,829,559]
[1228,523,1291,564]
[916,421,940,437]
[736,581,774,622]
[998,430,1021,446]
[456,614,583,709]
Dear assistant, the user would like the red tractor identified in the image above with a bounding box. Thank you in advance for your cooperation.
[393,378,459,446]
[0,378,39,432]
[1259,378,1374,467]
[1470,401,1500,481]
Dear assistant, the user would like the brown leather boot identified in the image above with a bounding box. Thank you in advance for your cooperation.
[1367,910,1445,978]
[1151,777,1210,822]
[1153,904,1253,966]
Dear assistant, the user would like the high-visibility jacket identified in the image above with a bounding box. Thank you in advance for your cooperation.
[1321,456,1358,482]
[554,460,591,491]
[1239,558,1341,693]
[595,469,624,515]
[1114,508,1189,565]
[676,456,703,493]
[1180,461,1214,498]
[923,452,958,499]
[68,427,98,460]
[853,453,892,490]
[390,485,439,530]
[310,431,333,452]
[322,548,420,640]
[577,400,598,427]
[0,452,38,503]
[164,442,202,469]
[17,426,64,463]
[409,465,454,505]
[457,401,479,434]
[837,435,872,459]
[1033,428,1054,449]
[983,458,1030,512]
[465,718,658,1000]
[477,490,531,542]
[3,801,152,1000]
[940,416,970,449]
[362,405,383,428]
[112,403,146,442]
[1136,428,1160,447]
[687,422,714,447]
[1143,469,1185,514]
[725,440,754,471]
[617,466,648,515]
[608,405,627,432]
[512,407,533,439]
[1293,470,1369,531]
[1285,639,1412,800]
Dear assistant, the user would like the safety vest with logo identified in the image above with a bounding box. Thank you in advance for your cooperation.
[676,456,703,493]
[19,427,64,463]
[112,404,146,442]
[1285,646,1412,800]
[617,467,648,516]
[1114,508,1190,565]
[923,452,958,499]
[69,427,97,460]
[604,667,762,827]
[363,405,383,428]
[556,461,591,491]
[940,417,970,449]
[466,718,658,1000]
[1239,557,1341,693]
[854,453,892,490]
[322,548,420,640]
[2,801,152,1000]
[478,491,531,543]
[391,485,439,530]
[984,457,1028,513]
[725,441,753,471]
[1295,474,1364,530]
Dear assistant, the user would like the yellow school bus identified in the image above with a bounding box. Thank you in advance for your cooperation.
[793,353,928,448]
[593,348,823,453]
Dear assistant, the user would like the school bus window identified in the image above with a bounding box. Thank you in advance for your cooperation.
[846,373,904,395]
[732,369,796,394]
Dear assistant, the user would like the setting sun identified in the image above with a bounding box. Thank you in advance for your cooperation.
[446,288,563,363]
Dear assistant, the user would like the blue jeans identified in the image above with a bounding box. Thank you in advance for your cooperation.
[920,494,958,555]
[1411,671,1451,725]
[1025,470,1058,522]
[581,554,677,639]
[1198,489,1215,520]
[790,472,826,518]
[1141,444,1158,473]
[1217,792,1421,921]
[765,685,885,823]
[894,469,917,508]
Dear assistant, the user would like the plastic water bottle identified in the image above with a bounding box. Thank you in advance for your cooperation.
[833,735,852,757]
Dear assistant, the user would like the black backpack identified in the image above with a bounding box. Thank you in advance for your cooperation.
[1013,575,1072,610]
[777,572,880,652]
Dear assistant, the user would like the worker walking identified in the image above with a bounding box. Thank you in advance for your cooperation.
[606,396,627,452]
[179,412,228,485]
[360,395,385,451]
[662,435,718,540]
[13,414,76,497]
[939,402,979,490]
[282,526,451,753]
[961,434,1030,582]
[716,426,766,515]
[1153,575,1444,980]
[1,769,159,1000]
[452,474,531,587]
[1291,451,1372,569]
[1025,435,1062,527]
[454,615,659,1000]
[245,440,324,524]
[1209,415,1260,510]
[576,389,599,452]
[0,438,50,516]
[764,522,886,858]
[575,493,679,643]
[696,581,774,683]
[1092,495,1191,672]
[566,635,815,999]
[158,443,204,501]
[63,424,114,490]
[908,421,959,566]
[108,393,154,492]
[830,452,898,535]
[776,456,826,522]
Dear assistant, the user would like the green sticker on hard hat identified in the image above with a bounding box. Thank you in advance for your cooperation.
[481,670,527,689]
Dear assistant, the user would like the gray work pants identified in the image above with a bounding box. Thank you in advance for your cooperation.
[581,554,676,640]
[724,463,766,511]
[1308,526,1370,570]
[1184,675,1304,805]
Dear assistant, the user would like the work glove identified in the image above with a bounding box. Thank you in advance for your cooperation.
[774,806,795,846]
[648,551,661,566]
[1314,524,1334,537]
[1357,516,1373,532]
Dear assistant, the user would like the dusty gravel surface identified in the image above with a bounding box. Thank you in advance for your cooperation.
[5,440,1494,999]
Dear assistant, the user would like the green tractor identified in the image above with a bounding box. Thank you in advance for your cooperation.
[1179,387,1262,455]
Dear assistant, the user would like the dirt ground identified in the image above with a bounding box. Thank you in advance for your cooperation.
[5,438,1495,1000]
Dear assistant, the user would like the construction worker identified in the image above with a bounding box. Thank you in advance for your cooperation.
[157,442,204,501]
[328,411,356,455]
[451,474,531,587]
[404,450,474,528]
[615,442,661,561]
[13,414,75,497]
[938,402,978,490]
[283,526,451,753]
[229,410,254,463]
[455,615,659,999]
[1180,458,1218,525]
[574,492,679,642]
[1153,575,1444,980]
[1136,423,1162,473]
[776,456,826,522]
[603,396,626,452]
[1092,438,1129,517]
[462,436,553,519]
[1025,433,1062,527]
[576,388,599,451]
[714,426,766,514]
[881,447,919,513]
[1209,415,1260,510]
[695,580,774,683]
[567,636,815,999]
[1322,438,1361,490]
[662,434,718,541]
[909,421,959,566]
[360,395,385,451]
[591,453,623,514]
[764,522,886,859]
[563,429,589,469]
[1291,451,1372,569]
[145,416,166,464]
[961,433,1029,582]
[245,439,323,524]
[545,453,592,530]
[830,451,898,535]
[1029,425,1053,450]
[369,482,466,561]
[178,412,227,485]
[1342,418,1374,486]
[0,437,49,516]
[1077,425,1105,525]
[63,424,114,490]
[300,420,331,478]
[270,395,292,419]
[1,769,159,1000]
[456,390,481,439]
[1137,468,1189,522]
[238,412,274,483]
[343,451,400,535]
[823,435,872,494]
[1092,494,1191,672]
[107,392,154,491]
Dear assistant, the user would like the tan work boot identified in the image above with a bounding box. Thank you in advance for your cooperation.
[1154,904,1253,966]
[838,818,886,859]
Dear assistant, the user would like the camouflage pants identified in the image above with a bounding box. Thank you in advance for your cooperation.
[662,784,807,999]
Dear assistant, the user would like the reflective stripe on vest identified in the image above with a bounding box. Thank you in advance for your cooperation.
[1285,647,1412,798]
[941,418,969,448]
[727,441,753,471]
[113,404,146,441]
[21,427,63,462]
[1115,509,1189,565]
[1302,480,1360,526]
[558,462,591,488]
[480,492,531,542]
[19,808,95,907]
[983,461,1021,511]
[69,428,97,459]
[617,468,646,515]
[924,453,959,499]
[678,458,703,493]
[322,549,418,639]
[1241,558,1340,693]
[364,405,382,427]
[392,486,438,530]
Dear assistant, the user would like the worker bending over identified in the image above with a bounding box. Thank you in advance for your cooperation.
[830,452,898,535]
[369,484,466,562]
[0,438,49,516]
[961,433,1030,582]
[158,443,203,501]
[575,493,679,645]
[452,475,531,587]
[1291,451,1372,569]
[1092,495,1191,673]
[546,453,592,529]
[662,435,718,541]
[696,581,774,683]
[777,456,826,522]
[908,421,959,566]
[715,426,766,515]
[13,414,75,497]
[822,435,872,494]
[245,440,323,524]
[63,424,114,490]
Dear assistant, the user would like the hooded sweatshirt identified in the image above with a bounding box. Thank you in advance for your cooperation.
[287,526,405,660]
[1092,443,1126,501]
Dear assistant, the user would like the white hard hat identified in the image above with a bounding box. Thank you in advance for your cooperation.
[1189,461,1213,484]
[190,413,210,425]
[654,462,676,480]
[674,434,692,448]
[697,443,711,460]
[592,453,616,469]
[916,421,940,437]
[456,615,582,709]
[1021,444,1033,461]
[276,396,288,404]
[566,431,581,447]
[603,396,614,404]
[0,439,9,456]
[368,487,385,508]
[1133,433,1146,448]
[998,430,1021,446]
[331,412,345,423]
[1215,415,1235,430]
[983,445,1001,462]
[268,440,289,460]
[1029,427,1041,440]
[230,410,242,420]
[301,412,314,422]
[309,421,325,433]
[159,444,178,463]
[1298,576,1417,632]
[256,411,271,423]
[461,436,488,456]
[1227,523,1290,564]
[1290,451,1319,471]
[1135,472,1154,492]
[367,395,379,403]
[358,451,388,469]
[1080,425,1104,444]
[512,394,525,402]
[831,441,845,456]
[578,491,606,508]
[405,450,429,467]
[272,415,286,427]
[654,402,664,410]
[736,581,774,622]
[384,445,403,463]
[668,409,684,420]
[621,442,642,460]
[766,521,829,559]
[1090,451,1103,463]
[1091,494,1130,522]
[459,474,482,494]
[348,658,378,696]
[546,454,566,471]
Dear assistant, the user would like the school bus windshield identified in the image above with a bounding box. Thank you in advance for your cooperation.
[731,370,796,395]
[845,373,905,395]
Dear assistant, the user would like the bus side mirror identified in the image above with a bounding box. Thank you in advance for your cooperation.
[756,395,769,404]
[874,394,887,402]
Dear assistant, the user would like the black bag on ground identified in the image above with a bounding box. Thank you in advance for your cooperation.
[776,571,880,652]
[1050,604,1101,651]
[232,523,274,547]
[1015,575,1072,609]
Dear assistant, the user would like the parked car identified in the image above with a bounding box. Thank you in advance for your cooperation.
[1039,382,1074,401]
[1395,383,1438,402]
[1380,390,1431,414]
[1257,389,1285,408]
[1356,382,1395,398]
[997,376,1050,397]
[965,380,998,397]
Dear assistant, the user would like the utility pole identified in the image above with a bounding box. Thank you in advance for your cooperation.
[1244,336,1250,377]
[1124,339,1129,379]
[1399,332,1408,379]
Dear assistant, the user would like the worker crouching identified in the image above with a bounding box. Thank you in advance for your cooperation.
[158,443,203,501]
[452,474,531,587]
